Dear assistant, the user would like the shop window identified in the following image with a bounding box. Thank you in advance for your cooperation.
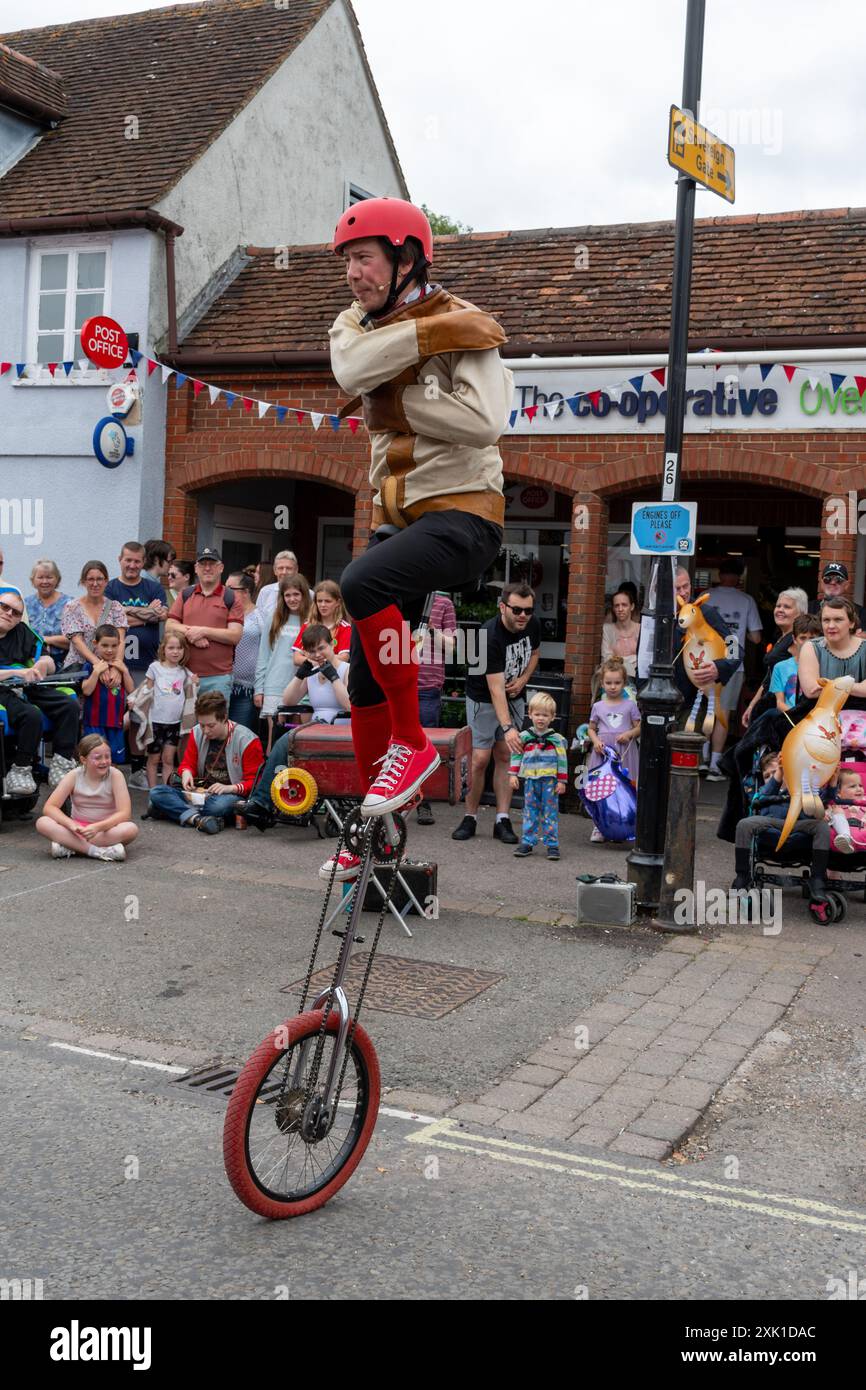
[27,244,110,366]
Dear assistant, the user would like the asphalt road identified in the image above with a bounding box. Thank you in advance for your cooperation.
[2,785,864,1304]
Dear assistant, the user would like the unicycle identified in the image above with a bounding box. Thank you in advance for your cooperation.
[223,804,410,1218]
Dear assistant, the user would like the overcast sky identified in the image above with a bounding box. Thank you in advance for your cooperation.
[3,0,865,231]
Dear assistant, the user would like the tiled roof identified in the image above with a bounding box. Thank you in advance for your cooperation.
[180,207,866,354]
[0,43,67,122]
[0,0,333,219]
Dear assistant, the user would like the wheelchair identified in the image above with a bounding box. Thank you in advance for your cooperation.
[0,672,82,829]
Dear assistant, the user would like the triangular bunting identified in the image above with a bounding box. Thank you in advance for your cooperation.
[207,385,221,406]
[310,412,324,430]
[146,358,158,376]
[62,361,74,376]
[782,364,797,382]
[629,375,644,392]
[586,389,602,409]
[0,362,11,375]
[806,375,820,391]
[608,384,623,403]
[567,394,582,416]
[160,365,174,385]
[78,358,90,374]
[855,376,866,398]
[15,364,26,378]
[544,400,559,418]
[257,400,271,419]
[347,417,360,434]
[650,367,666,386]
[330,415,341,430]
[242,397,254,413]
[174,373,188,389]
[130,349,143,367]
[224,392,237,410]
[47,362,58,377]
[830,372,847,393]
[275,406,288,423]
[759,363,774,381]
[524,405,538,422]
[295,411,305,425]
[193,379,205,398]
[508,409,518,428]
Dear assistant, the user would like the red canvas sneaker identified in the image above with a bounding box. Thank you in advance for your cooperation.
[361,739,440,817]
[318,849,361,882]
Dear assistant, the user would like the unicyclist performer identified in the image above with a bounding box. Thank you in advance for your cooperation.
[326,198,513,878]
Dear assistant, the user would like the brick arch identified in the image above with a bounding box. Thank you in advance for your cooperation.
[170,448,367,498]
[499,444,580,496]
[592,442,833,501]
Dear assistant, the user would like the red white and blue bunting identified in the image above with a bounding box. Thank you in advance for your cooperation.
[3,350,864,434]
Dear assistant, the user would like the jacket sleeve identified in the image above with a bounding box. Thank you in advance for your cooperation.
[329,307,424,395]
[177,733,198,782]
[254,632,271,695]
[238,738,265,796]
[400,350,514,448]
[556,735,568,778]
[702,603,742,685]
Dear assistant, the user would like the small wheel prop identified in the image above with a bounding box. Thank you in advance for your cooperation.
[270,766,318,815]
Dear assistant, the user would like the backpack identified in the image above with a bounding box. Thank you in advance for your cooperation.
[182,584,233,612]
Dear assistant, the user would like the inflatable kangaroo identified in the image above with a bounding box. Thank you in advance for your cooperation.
[775,674,854,849]
[677,594,729,737]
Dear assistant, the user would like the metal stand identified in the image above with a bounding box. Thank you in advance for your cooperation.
[319,799,420,939]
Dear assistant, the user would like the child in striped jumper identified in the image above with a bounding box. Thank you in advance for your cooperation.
[509,691,569,860]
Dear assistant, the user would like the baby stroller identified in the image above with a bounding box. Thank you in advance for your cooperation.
[738,710,866,924]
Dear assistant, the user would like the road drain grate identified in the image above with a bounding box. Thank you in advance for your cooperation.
[280,953,504,1020]
[172,1063,240,1099]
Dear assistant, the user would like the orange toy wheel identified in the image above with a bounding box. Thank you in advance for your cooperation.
[270,767,318,815]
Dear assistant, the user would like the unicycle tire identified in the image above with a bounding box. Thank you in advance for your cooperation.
[223,1009,380,1219]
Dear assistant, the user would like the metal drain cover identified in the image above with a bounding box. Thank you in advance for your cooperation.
[172,1063,240,1099]
[281,953,504,1020]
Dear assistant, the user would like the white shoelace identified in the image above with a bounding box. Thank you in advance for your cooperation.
[370,743,412,793]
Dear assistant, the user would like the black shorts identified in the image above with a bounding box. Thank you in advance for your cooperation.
[147,721,181,754]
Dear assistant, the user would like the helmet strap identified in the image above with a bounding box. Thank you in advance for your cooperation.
[360,249,427,327]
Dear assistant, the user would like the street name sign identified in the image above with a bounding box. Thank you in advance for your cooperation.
[667,105,735,203]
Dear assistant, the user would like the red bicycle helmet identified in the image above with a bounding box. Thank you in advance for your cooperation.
[333,197,433,264]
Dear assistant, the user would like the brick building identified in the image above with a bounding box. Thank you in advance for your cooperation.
[162,207,866,726]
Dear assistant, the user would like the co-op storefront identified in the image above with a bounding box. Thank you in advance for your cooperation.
[161,215,866,722]
[162,348,866,722]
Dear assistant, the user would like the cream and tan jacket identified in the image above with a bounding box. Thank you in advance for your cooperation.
[329,286,513,530]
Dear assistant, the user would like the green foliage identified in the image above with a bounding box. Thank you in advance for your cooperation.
[421,204,474,236]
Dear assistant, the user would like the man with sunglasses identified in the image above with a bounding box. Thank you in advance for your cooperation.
[453,581,540,842]
[0,583,79,795]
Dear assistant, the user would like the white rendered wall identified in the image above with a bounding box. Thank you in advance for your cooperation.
[153,0,406,347]
[0,228,167,592]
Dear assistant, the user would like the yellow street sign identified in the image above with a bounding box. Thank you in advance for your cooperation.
[667,105,735,203]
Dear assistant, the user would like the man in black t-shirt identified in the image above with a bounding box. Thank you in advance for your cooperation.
[0,584,79,795]
[453,581,541,843]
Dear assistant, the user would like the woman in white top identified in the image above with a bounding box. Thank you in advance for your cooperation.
[254,574,311,751]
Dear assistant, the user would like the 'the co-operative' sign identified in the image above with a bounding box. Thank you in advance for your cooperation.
[80,316,128,370]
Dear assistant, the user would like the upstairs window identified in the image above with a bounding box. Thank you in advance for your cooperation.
[29,245,110,365]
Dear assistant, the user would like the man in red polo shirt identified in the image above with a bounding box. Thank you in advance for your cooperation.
[166,547,242,701]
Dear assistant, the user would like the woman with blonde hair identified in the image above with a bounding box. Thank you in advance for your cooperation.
[25,558,71,667]
[292,579,352,668]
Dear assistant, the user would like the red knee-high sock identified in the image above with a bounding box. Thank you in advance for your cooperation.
[354,605,426,751]
[350,701,392,792]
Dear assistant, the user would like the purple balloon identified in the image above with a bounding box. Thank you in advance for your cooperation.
[580,747,637,842]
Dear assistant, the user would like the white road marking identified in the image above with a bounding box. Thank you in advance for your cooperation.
[0,865,111,902]
[48,1042,188,1073]
[406,1119,866,1235]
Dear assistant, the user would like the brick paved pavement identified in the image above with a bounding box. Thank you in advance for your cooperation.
[449,934,834,1158]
